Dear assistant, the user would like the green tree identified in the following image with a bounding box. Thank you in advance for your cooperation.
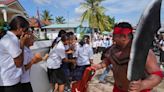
[105,16,115,31]
[41,10,53,40]
[41,10,53,23]
[55,16,66,24]
[0,19,4,27]
[80,0,111,31]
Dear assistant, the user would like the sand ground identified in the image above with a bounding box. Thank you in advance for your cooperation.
[87,53,164,92]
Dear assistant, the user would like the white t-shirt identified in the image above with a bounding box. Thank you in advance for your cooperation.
[21,46,33,83]
[97,40,103,47]
[160,40,164,51]
[47,41,66,69]
[75,44,93,66]
[92,40,97,48]
[102,40,107,48]
[0,31,22,86]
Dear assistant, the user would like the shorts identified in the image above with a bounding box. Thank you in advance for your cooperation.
[61,62,71,78]
[21,82,33,92]
[72,65,90,81]
[47,68,67,85]
[0,83,22,92]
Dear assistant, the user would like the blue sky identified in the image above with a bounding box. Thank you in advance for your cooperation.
[19,0,164,26]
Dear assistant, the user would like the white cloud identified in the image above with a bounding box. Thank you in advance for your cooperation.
[33,0,53,5]
[32,0,164,25]
[75,6,87,14]
[69,17,81,23]
[103,0,150,14]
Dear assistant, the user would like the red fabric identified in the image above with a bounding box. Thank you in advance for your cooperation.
[140,89,151,92]
[113,85,126,92]
[151,71,163,78]
[113,27,132,34]
[71,67,95,92]
[113,84,150,92]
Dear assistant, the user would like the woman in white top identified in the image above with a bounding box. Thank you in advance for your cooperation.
[72,35,94,81]
[0,16,29,92]
[47,34,75,92]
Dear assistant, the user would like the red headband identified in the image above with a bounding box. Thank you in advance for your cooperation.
[113,27,132,34]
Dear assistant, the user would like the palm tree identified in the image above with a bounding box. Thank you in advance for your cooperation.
[55,16,66,24]
[41,10,53,39]
[105,16,115,31]
[80,0,111,31]
[41,10,53,25]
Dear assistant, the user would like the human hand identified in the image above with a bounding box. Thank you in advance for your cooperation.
[65,49,74,54]
[71,59,76,64]
[20,34,29,48]
[128,80,142,92]
[32,53,42,64]
[42,53,49,61]
[90,65,98,70]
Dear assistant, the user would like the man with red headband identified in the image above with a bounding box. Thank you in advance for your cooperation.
[92,22,163,92]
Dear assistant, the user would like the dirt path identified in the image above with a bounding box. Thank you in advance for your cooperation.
[87,53,164,92]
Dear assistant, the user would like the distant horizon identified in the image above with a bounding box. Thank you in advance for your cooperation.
[19,0,164,26]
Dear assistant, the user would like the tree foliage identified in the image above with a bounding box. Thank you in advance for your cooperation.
[55,16,66,24]
[80,0,112,31]
[41,10,53,22]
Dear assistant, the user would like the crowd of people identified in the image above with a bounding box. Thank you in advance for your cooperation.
[92,32,113,54]
[152,34,164,69]
[47,30,94,92]
[0,15,163,92]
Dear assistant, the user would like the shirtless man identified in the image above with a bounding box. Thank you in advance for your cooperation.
[92,22,163,92]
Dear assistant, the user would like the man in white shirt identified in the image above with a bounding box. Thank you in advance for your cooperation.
[0,16,29,92]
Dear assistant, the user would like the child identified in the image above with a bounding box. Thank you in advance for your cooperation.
[72,35,94,81]
[47,34,75,92]
[0,16,29,92]
[21,31,48,92]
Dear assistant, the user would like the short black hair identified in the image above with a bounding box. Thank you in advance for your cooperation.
[67,32,74,36]
[61,33,69,42]
[114,22,133,30]
[79,35,90,46]
[58,30,66,37]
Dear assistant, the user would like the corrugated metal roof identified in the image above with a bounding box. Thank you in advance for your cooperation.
[42,23,89,29]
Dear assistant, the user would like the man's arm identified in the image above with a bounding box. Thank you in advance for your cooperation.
[140,50,162,90]
[92,58,109,70]
[92,46,111,70]
[129,50,163,92]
